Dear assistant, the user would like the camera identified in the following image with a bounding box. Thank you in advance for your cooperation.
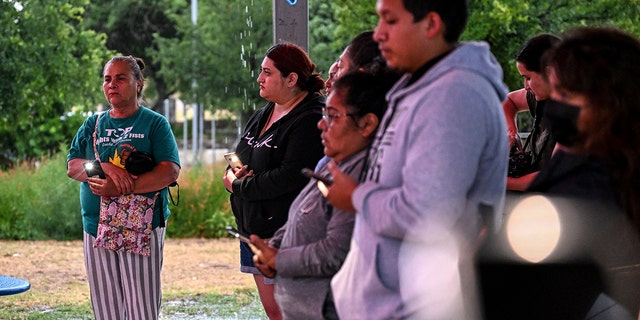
[125,151,155,175]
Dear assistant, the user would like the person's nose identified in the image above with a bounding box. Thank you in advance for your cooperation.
[373,23,385,43]
[523,80,531,91]
[318,117,328,131]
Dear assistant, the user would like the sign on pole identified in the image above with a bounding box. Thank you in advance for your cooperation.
[272,0,309,52]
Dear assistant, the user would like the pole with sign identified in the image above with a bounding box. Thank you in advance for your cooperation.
[272,0,308,52]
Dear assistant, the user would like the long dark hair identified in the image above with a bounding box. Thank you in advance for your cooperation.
[548,26,640,231]
[516,34,560,73]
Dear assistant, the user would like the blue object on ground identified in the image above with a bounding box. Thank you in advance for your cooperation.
[0,276,30,296]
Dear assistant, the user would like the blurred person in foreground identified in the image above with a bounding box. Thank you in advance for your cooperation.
[67,56,180,319]
[479,26,640,320]
[528,26,640,317]
[324,0,509,318]
[250,72,396,320]
[222,42,325,320]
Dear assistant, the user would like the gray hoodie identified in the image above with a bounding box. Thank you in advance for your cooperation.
[331,41,509,319]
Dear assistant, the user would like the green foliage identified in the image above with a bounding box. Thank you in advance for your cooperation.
[330,0,640,91]
[0,153,83,240]
[0,152,235,240]
[0,0,112,166]
[3,0,640,167]
[81,0,186,111]
[465,0,640,90]
[330,0,378,48]
[309,2,342,72]
[153,0,273,114]
[165,163,236,239]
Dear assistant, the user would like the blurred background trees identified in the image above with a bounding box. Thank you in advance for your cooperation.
[1,0,638,168]
[0,0,112,166]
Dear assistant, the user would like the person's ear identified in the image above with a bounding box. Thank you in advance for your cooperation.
[287,73,298,88]
[424,12,444,39]
[357,113,380,139]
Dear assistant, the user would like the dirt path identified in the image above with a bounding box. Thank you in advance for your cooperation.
[0,238,254,306]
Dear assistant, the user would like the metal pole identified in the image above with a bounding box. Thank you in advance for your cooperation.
[191,0,201,164]
[191,103,198,163]
[272,0,308,51]
[211,116,216,163]
[183,103,188,156]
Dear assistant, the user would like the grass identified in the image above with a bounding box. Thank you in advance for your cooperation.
[0,289,264,319]
[0,152,263,319]
[161,289,264,319]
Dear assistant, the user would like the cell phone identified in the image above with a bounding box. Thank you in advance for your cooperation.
[300,168,333,186]
[226,226,251,244]
[224,152,243,170]
[83,160,106,179]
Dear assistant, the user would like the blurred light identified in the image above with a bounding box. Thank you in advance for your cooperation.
[507,195,561,263]
[317,181,328,197]
[84,162,95,171]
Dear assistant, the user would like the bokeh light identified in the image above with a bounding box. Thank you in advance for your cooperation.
[507,195,561,263]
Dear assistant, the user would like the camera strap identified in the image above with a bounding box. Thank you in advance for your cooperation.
[92,112,103,161]
[168,182,179,206]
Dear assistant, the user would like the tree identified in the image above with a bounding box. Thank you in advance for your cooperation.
[330,0,378,48]
[81,0,186,111]
[153,0,273,115]
[0,0,112,165]
[330,0,640,91]
[309,1,342,73]
[465,0,640,90]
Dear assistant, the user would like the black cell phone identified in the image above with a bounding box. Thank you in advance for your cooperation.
[226,226,251,244]
[83,160,106,179]
[300,168,333,186]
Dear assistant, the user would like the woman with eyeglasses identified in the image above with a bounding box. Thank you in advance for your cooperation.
[222,42,325,320]
[249,72,396,320]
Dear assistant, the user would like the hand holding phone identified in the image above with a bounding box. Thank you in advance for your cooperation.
[300,168,333,186]
[224,152,243,170]
[226,226,251,244]
[84,160,106,179]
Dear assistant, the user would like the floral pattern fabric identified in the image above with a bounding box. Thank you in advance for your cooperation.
[94,193,158,256]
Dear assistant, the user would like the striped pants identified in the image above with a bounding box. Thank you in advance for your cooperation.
[83,227,165,320]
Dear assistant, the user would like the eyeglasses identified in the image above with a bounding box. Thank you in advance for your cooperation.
[321,107,357,126]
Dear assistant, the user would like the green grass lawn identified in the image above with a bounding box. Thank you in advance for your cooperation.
[0,289,265,319]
